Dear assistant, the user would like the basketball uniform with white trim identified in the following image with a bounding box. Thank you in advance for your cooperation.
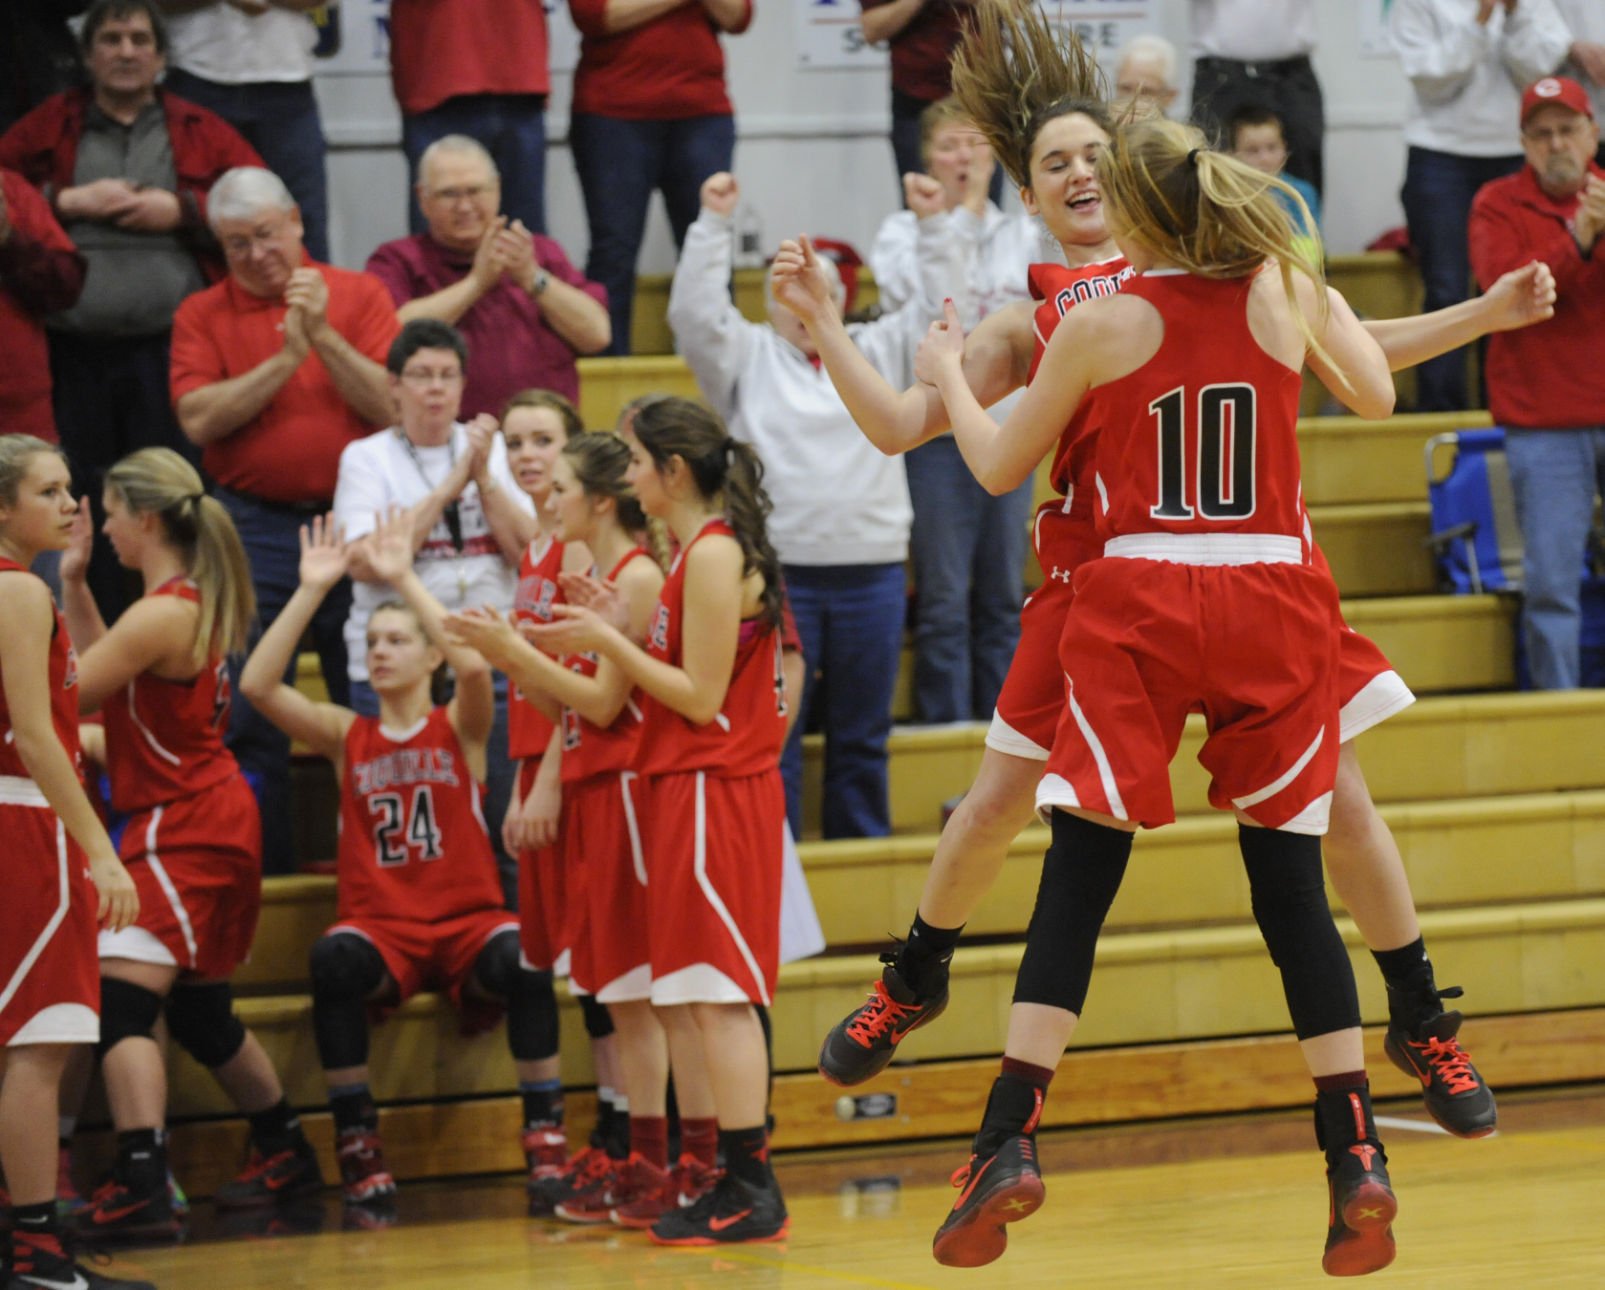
[99,578,262,976]
[637,520,786,1006]
[509,534,569,973]
[989,258,1133,759]
[559,548,652,1000]
[1039,270,1342,833]
[0,558,99,1046]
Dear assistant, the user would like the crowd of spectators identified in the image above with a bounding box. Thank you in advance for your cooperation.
[2,0,1604,893]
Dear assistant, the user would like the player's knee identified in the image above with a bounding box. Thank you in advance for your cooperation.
[96,977,165,1059]
[309,933,385,1002]
[165,981,247,1069]
[473,930,527,999]
[578,995,614,1040]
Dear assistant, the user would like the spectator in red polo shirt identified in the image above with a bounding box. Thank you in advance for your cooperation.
[366,135,609,420]
[0,0,261,617]
[567,0,750,355]
[170,164,400,873]
[1470,75,1605,689]
[388,0,552,236]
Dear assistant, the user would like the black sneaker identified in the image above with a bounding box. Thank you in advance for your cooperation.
[1384,1004,1497,1138]
[214,1143,326,1209]
[75,1175,181,1242]
[5,1231,158,1289]
[818,956,948,1086]
[1315,1088,1397,1277]
[649,1171,788,1246]
[931,1134,1045,1268]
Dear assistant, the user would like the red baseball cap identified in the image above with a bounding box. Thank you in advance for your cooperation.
[1521,76,1594,126]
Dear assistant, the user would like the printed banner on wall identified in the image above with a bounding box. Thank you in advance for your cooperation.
[797,0,1154,74]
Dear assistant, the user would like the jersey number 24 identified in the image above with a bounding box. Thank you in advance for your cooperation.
[371,786,444,867]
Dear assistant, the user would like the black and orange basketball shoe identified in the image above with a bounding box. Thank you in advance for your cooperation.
[214,1141,325,1209]
[1383,984,1497,1138]
[818,954,948,1086]
[1314,1085,1398,1276]
[930,1132,1045,1268]
[648,1170,789,1246]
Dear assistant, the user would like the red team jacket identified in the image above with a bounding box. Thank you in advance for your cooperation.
[635,520,785,778]
[100,579,237,812]
[338,707,503,923]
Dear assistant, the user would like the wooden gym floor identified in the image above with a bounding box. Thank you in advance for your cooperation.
[96,1086,1603,1289]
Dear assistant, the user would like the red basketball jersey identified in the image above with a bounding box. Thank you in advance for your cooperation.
[1028,257,1135,499]
[636,520,786,778]
[559,547,651,785]
[101,578,238,811]
[0,558,80,779]
[1084,270,1308,549]
[338,706,504,922]
[508,534,566,760]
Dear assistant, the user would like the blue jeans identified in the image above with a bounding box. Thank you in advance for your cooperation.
[163,69,329,262]
[568,111,736,355]
[218,490,351,875]
[905,436,1031,721]
[403,94,548,236]
[780,562,905,839]
[1400,147,1522,411]
[1503,427,1605,690]
[348,673,519,909]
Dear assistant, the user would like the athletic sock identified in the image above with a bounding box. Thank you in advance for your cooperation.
[629,1115,670,1169]
[718,1125,771,1188]
[680,1115,720,1169]
[115,1127,166,1193]
[520,1078,565,1129]
[329,1084,378,1135]
[973,1058,1054,1157]
[10,1202,65,1270]
[899,913,964,998]
[247,1098,306,1154]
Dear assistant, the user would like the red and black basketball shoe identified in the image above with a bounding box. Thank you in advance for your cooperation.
[818,955,948,1086]
[1315,1086,1397,1277]
[930,1133,1045,1268]
[1383,989,1497,1138]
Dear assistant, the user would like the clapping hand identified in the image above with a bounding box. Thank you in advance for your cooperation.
[903,173,947,220]
[914,297,968,386]
[299,513,349,591]
[557,570,632,634]
[770,236,838,323]
[700,171,740,218]
[522,603,608,655]
[443,605,522,666]
[364,504,417,585]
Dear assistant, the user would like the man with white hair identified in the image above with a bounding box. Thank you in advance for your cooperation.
[170,164,399,873]
[366,134,609,421]
[1112,34,1180,116]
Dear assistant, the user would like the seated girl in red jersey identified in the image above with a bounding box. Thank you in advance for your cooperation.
[775,0,1543,1145]
[452,432,730,1229]
[57,448,321,1238]
[915,115,1404,1275]
[239,508,552,1209]
[495,390,625,1190]
[526,399,789,1247]
[0,435,148,1290]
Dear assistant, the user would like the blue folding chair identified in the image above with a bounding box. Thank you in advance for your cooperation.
[1423,428,1524,594]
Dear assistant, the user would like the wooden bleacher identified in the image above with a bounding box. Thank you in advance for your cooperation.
[78,258,1605,1194]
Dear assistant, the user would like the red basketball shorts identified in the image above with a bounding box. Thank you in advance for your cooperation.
[327,907,519,1012]
[988,502,1102,760]
[563,771,650,1003]
[1,788,99,1047]
[641,770,784,1007]
[1038,555,1342,834]
[515,757,571,977]
[99,774,262,979]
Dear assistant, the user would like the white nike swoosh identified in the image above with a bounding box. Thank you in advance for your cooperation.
[16,1273,91,1290]
[678,1191,698,1207]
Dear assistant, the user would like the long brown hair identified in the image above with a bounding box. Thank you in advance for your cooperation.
[105,448,255,665]
[949,3,1110,191]
[561,431,671,570]
[629,398,783,629]
[1095,116,1333,369]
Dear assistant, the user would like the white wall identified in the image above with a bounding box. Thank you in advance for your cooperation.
[314,1,1415,274]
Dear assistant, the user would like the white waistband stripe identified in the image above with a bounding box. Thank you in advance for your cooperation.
[0,775,50,808]
[1104,533,1304,565]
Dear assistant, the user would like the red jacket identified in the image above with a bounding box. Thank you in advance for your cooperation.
[0,167,85,440]
[1469,161,1605,429]
[0,87,262,283]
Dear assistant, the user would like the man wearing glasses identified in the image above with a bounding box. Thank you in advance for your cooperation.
[1470,76,1605,689]
[170,163,398,873]
[366,135,609,421]
[333,318,535,900]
